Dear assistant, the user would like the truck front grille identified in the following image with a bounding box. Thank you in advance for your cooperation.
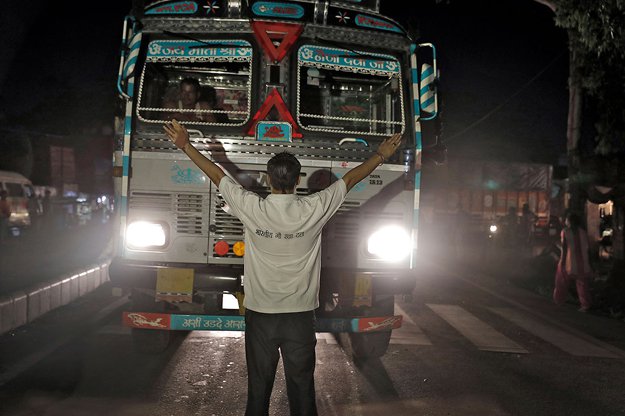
[129,191,209,236]
[131,135,373,162]
[176,193,207,235]
[213,194,244,238]
[129,191,172,211]
[330,201,361,240]
[329,203,405,241]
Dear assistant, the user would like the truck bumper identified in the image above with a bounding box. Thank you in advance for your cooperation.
[123,311,403,333]
[320,268,416,295]
[109,257,242,292]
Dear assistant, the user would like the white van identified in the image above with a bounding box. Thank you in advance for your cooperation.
[0,170,35,231]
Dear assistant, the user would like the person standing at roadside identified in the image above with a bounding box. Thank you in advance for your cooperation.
[40,189,53,231]
[519,203,537,247]
[27,193,42,232]
[163,119,402,416]
[502,206,518,247]
[553,212,593,312]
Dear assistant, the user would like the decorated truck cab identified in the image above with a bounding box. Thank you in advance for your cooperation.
[111,0,439,358]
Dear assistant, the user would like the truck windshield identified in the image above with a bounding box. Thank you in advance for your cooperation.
[296,45,404,137]
[136,39,252,126]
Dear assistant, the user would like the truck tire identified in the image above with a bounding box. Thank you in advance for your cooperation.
[349,295,394,360]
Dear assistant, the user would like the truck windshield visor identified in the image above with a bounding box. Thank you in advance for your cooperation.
[136,40,252,126]
[296,45,404,137]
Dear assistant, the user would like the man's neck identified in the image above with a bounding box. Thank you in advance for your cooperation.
[179,100,197,110]
[270,188,295,195]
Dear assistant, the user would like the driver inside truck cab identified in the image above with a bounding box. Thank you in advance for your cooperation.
[162,77,226,123]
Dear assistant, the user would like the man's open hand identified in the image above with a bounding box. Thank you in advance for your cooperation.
[376,133,402,161]
[163,119,190,150]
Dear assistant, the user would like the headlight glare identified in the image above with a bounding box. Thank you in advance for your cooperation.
[367,225,411,262]
[126,221,167,249]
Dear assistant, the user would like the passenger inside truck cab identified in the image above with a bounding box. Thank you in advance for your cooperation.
[162,77,227,123]
[139,59,250,125]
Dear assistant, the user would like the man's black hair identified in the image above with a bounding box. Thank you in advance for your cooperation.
[180,77,201,90]
[267,152,301,192]
[181,77,218,106]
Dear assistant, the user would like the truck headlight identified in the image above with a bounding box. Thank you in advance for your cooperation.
[367,225,411,262]
[126,221,168,249]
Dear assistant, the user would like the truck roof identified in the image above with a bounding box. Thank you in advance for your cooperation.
[135,0,408,38]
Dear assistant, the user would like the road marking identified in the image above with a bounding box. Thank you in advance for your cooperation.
[190,331,243,338]
[316,332,338,344]
[489,307,621,358]
[427,304,528,354]
[443,266,625,359]
[392,304,432,345]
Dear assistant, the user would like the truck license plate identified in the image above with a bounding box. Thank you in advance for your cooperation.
[156,268,194,303]
[353,274,372,307]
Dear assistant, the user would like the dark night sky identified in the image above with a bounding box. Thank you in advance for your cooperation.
[0,2,126,124]
[0,0,568,167]
[386,0,569,165]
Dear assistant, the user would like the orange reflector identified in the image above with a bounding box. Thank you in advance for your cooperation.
[214,240,230,256]
[113,166,131,177]
[233,241,245,257]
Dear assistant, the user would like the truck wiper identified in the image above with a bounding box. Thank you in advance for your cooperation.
[163,31,250,49]
[313,36,396,62]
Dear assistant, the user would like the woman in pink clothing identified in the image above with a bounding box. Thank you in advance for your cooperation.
[553,212,593,311]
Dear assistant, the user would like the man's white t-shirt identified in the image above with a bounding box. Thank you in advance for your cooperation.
[218,175,347,313]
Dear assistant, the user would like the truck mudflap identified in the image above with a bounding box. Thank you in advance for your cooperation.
[123,312,403,333]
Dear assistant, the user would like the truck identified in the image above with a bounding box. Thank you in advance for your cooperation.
[420,159,554,247]
[110,0,440,359]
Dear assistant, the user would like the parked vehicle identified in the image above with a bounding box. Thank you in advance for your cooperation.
[0,170,35,235]
[423,159,553,245]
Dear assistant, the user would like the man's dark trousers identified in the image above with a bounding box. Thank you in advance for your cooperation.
[245,309,318,416]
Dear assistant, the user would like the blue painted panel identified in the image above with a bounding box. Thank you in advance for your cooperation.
[256,121,293,142]
[298,45,399,74]
[251,2,304,19]
[354,14,402,33]
[171,315,246,330]
[147,40,252,59]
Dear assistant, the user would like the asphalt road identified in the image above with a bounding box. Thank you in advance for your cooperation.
[1,258,624,416]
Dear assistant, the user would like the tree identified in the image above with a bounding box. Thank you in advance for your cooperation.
[535,0,625,261]
[553,0,625,157]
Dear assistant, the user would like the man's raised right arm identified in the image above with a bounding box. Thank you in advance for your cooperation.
[341,133,402,192]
